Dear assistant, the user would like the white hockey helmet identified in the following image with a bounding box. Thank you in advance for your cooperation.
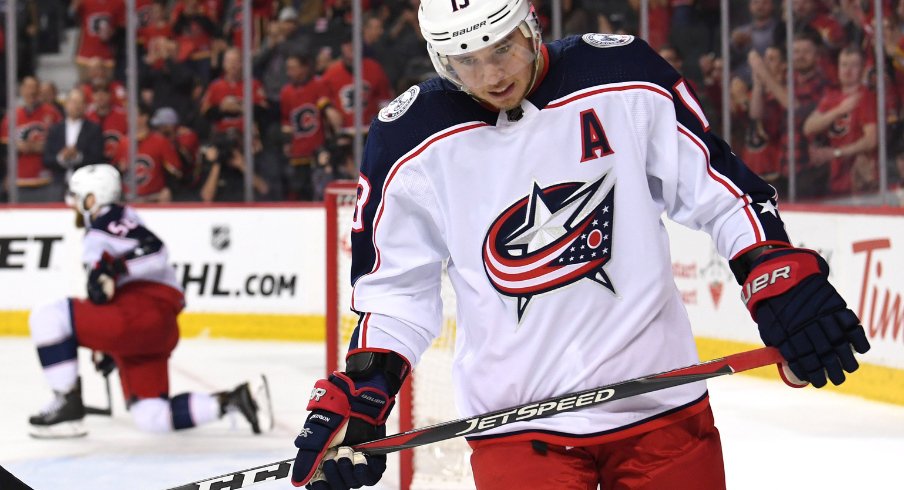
[418,0,542,91]
[66,164,122,216]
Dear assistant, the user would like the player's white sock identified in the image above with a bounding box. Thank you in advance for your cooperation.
[30,300,79,392]
[169,393,220,430]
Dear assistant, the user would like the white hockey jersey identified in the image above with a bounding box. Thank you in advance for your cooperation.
[83,204,183,295]
[347,34,790,444]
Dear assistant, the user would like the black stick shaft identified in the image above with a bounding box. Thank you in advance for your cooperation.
[0,464,36,490]
[165,346,782,490]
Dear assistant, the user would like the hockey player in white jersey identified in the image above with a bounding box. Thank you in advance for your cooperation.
[28,164,271,438]
[291,1,871,488]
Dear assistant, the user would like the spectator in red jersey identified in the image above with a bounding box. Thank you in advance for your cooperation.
[85,84,129,161]
[839,0,895,62]
[80,57,127,106]
[789,31,832,198]
[135,0,155,28]
[200,47,268,141]
[137,0,173,53]
[223,0,275,55]
[279,52,342,200]
[43,89,105,194]
[791,0,846,51]
[320,32,393,133]
[113,105,183,202]
[803,46,878,196]
[0,76,64,202]
[150,106,201,201]
[70,0,125,79]
[744,45,789,196]
[172,0,223,85]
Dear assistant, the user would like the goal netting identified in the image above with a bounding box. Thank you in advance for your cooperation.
[324,181,475,490]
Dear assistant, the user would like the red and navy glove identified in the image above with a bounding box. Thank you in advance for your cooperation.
[87,252,127,304]
[292,351,409,489]
[734,246,870,388]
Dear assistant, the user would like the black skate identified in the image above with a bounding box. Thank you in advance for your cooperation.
[29,379,87,439]
[218,376,271,435]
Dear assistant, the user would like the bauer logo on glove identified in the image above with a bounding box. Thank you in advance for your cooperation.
[740,265,791,305]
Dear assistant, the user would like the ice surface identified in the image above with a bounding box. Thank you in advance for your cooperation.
[1,337,902,490]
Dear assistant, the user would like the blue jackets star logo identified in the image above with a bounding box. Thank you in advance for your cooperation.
[483,174,617,320]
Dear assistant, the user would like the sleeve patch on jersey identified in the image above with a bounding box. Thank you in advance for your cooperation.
[581,33,634,48]
[674,79,710,131]
[378,86,420,122]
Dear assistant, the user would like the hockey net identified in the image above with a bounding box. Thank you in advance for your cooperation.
[324,181,474,490]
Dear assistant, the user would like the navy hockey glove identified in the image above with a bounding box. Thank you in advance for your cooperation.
[292,351,409,489]
[87,252,127,304]
[736,247,870,388]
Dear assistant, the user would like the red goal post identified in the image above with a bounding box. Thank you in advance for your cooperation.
[324,181,474,490]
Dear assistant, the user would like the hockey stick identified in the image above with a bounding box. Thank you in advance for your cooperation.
[0,464,36,490]
[85,370,113,416]
[166,346,784,490]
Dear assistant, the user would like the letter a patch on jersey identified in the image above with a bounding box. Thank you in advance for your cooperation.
[483,173,617,321]
[579,109,613,162]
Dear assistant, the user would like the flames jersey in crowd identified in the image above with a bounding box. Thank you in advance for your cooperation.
[815,86,878,194]
[347,35,790,446]
[84,204,182,295]
[225,0,273,52]
[75,0,125,63]
[81,80,127,107]
[201,78,267,133]
[320,59,392,130]
[86,105,129,160]
[113,132,182,197]
[171,0,219,62]
[0,104,63,185]
[280,78,332,159]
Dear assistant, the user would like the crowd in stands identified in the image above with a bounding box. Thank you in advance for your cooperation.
[0,0,903,203]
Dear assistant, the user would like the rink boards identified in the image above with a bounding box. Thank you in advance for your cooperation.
[0,203,902,405]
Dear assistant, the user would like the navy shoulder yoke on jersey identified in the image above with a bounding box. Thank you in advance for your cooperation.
[367,77,496,170]
[527,34,685,108]
[88,205,165,261]
[88,204,126,233]
[533,34,788,244]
